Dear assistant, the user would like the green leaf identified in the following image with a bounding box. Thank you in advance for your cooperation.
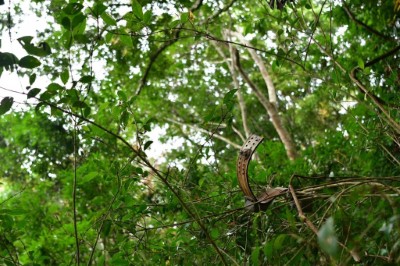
[71,13,86,29]
[40,91,53,101]
[131,0,143,20]
[73,100,88,108]
[17,36,52,57]
[318,217,338,256]
[80,172,98,184]
[47,83,64,92]
[119,35,133,47]
[120,111,129,126]
[144,140,153,150]
[105,32,114,43]
[27,88,41,99]
[251,246,261,266]
[272,59,281,71]
[84,106,91,117]
[60,69,69,84]
[2,208,28,215]
[143,10,152,24]
[223,89,238,104]
[169,19,180,28]
[110,254,129,266]
[210,228,219,238]
[34,102,44,112]
[273,234,288,251]
[93,2,107,16]
[62,31,73,49]
[143,123,151,131]
[17,35,34,44]
[0,52,18,71]
[18,55,41,69]
[75,34,90,44]
[61,16,71,29]
[146,117,157,125]
[0,214,13,229]
[101,12,117,26]
[0,97,13,115]
[50,105,62,116]
[29,73,37,85]
[357,58,364,69]
[66,88,79,102]
[102,220,112,237]
[263,241,273,258]
[39,42,51,56]
[64,3,83,15]
[73,17,86,35]
[117,90,127,101]
[79,75,94,83]
[133,167,143,175]
[180,12,189,23]
[204,107,218,123]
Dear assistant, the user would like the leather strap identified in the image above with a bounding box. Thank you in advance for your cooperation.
[237,134,287,212]
[236,134,264,201]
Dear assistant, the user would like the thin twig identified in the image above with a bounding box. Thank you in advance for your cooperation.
[350,50,400,133]
[167,118,241,149]
[73,119,80,265]
[87,172,122,265]
[0,187,25,206]
[201,0,238,24]
[342,2,395,41]
[135,0,204,96]
[211,39,249,139]
[37,99,228,265]
[288,184,318,234]
[232,48,297,160]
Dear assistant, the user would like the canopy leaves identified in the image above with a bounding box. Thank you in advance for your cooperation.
[0,0,399,265]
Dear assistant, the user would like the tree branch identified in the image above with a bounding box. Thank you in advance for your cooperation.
[228,43,251,139]
[201,0,238,24]
[231,46,298,160]
[36,99,228,265]
[289,182,361,262]
[135,0,204,96]
[73,120,80,265]
[350,68,400,134]
[342,2,395,41]
[162,27,306,69]
[211,40,250,139]
[227,30,277,105]
[135,37,177,96]
[349,45,400,134]
[167,118,241,149]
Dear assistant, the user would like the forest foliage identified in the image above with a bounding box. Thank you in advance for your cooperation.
[1,0,400,265]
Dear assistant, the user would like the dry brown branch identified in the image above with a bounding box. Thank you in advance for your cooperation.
[289,183,362,262]
[201,0,238,24]
[231,48,297,160]
[211,40,250,139]
[34,98,229,266]
[135,0,204,96]
[289,184,319,234]
[227,30,277,105]
[231,125,246,142]
[167,118,241,149]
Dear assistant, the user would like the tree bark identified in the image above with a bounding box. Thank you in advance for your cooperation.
[211,41,251,140]
[167,118,241,149]
[227,38,297,160]
[227,30,277,105]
